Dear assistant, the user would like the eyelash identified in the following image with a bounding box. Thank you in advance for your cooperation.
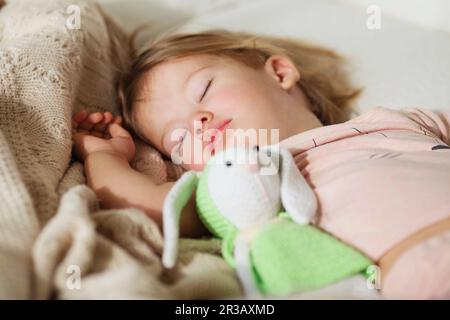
[200,78,213,102]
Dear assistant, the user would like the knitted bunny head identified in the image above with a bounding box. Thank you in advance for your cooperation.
[162,145,317,268]
[196,145,282,233]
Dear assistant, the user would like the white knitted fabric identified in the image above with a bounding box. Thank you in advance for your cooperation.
[0,0,240,299]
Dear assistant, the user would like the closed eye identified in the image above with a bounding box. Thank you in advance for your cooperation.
[200,78,213,102]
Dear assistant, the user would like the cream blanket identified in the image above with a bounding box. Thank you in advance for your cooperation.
[0,0,241,299]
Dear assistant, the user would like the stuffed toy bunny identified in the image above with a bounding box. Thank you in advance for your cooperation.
[162,145,372,296]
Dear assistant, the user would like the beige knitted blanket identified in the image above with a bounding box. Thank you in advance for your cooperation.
[0,0,241,299]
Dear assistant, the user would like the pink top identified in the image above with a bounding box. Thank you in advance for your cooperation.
[280,106,450,260]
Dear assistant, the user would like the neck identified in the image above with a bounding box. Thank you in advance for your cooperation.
[286,87,323,139]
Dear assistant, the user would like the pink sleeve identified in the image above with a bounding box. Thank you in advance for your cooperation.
[402,108,450,145]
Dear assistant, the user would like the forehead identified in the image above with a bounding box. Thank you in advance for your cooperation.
[137,54,224,102]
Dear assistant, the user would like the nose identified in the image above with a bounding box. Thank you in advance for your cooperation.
[191,111,213,135]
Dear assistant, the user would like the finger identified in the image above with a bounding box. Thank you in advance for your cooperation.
[79,112,103,131]
[78,120,95,131]
[72,109,88,127]
[113,115,122,124]
[88,112,104,123]
[103,112,113,123]
[108,123,131,139]
[73,109,88,123]
[71,119,79,130]
[72,110,88,130]
[93,112,113,133]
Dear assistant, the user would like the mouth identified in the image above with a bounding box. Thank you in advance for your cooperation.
[206,119,232,155]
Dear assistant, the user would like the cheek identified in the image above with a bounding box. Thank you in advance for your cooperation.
[212,85,283,138]
[138,108,170,151]
[172,135,214,171]
[212,81,276,114]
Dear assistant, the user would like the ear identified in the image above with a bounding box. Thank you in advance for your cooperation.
[264,55,300,92]
[162,171,199,268]
[261,145,317,224]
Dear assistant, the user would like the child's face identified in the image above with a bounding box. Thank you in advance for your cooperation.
[134,54,321,170]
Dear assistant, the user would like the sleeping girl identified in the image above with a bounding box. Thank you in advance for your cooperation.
[71,29,450,299]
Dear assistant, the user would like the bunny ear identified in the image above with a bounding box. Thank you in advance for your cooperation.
[162,171,199,268]
[262,145,317,225]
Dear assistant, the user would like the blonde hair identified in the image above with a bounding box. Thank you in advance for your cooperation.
[117,29,361,143]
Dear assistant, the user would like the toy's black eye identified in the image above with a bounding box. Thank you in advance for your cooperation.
[225,161,233,167]
[253,145,260,152]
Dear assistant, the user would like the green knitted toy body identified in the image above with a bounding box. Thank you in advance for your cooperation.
[192,150,373,296]
[250,215,372,295]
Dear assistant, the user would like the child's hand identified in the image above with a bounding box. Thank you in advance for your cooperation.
[71,110,136,162]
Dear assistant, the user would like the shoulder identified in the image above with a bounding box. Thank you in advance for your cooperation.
[349,106,412,123]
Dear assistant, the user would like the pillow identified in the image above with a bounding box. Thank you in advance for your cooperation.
[177,0,450,114]
[100,0,450,115]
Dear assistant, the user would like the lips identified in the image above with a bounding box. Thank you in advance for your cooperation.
[209,119,232,132]
[206,119,232,155]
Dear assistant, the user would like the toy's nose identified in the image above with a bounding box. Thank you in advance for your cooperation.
[246,163,260,173]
